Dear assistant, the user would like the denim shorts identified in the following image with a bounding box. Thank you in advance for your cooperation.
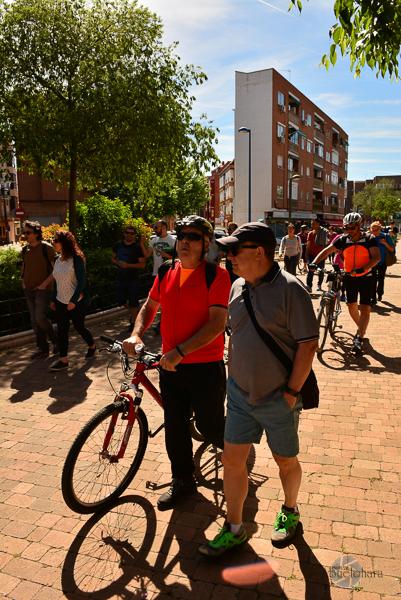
[224,377,302,457]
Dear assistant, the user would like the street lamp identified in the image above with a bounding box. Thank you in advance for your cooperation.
[238,127,252,221]
[288,172,301,222]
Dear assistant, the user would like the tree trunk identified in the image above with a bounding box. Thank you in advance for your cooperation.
[69,150,77,233]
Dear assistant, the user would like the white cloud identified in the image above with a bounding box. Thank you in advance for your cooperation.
[312,92,354,108]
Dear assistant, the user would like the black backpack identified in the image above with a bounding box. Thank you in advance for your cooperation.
[158,260,217,291]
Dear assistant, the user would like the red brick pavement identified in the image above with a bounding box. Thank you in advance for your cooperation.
[0,248,400,599]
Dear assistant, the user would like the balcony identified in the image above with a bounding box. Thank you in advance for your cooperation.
[313,199,323,211]
[289,141,299,154]
[313,153,324,167]
[313,178,323,190]
[330,204,339,213]
[314,129,325,143]
[288,109,300,127]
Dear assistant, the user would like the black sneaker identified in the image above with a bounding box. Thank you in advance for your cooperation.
[85,346,96,359]
[157,477,197,511]
[49,359,68,371]
[31,349,49,360]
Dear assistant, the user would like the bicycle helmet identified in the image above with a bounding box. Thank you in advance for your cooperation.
[343,212,362,227]
[175,215,214,239]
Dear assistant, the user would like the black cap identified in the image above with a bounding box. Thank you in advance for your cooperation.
[216,222,276,250]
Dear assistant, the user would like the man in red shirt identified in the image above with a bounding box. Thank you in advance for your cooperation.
[305,218,328,292]
[123,215,231,510]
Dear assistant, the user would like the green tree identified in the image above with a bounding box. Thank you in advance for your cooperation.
[353,180,401,221]
[290,0,401,79]
[0,0,218,232]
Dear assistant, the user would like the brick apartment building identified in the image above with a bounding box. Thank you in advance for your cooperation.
[0,155,19,244]
[347,174,401,215]
[207,160,235,228]
[235,68,349,228]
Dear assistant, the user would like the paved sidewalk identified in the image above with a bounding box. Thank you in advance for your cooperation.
[0,252,400,600]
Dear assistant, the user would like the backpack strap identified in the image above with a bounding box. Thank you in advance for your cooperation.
[157,260,217,292]
[205,261,217,289]
[41,242,54,275]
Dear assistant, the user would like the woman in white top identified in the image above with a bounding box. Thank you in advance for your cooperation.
[49,230,95,371]
[279,223,302,276]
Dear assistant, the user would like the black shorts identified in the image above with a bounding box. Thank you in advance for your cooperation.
[344,274,373,306]
[116,278,140,307]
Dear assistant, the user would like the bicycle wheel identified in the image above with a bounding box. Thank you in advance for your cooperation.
[316,300,332,353]
[62,401,148,514]
[329,296,341,336]
[297,257,305,274]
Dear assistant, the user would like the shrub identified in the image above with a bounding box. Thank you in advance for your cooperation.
[0,246,22,300]
[76,194,132,250]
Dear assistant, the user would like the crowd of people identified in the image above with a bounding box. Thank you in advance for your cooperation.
[20,211,398,551]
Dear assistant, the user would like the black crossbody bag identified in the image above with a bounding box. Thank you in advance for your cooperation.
[241,284,319,409]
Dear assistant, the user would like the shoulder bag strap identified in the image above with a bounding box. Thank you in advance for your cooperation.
[241,284,292,373]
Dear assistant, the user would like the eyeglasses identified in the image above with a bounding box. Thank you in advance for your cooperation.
[124,231,135,236]
[228,244,259,256]
[344,225,358,231]
[176,231,203,242]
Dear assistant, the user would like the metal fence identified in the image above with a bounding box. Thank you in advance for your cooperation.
[0,273,153,337]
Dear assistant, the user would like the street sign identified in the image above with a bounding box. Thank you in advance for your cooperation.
[15,208,25,217]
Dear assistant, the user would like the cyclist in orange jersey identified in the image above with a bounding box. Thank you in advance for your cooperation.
[309,212,380,355]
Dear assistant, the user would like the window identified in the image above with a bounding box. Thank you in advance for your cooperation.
[332,150,339,166]
[307,140,312,153]
[306,166,310,177]
[277,91,285,107]
[331,170,338,185]
[315,143,324,158]
[305,192,310,202]
[301,136,305,150]
[300,165,304,175]
[277,123,285,139]
[288,157,294,171]
[326,151,331,162]
[277,185,284,199]
[277,155,283,168]
[307,114,312,126]
[326,173,330,183]
[289,130,299,145]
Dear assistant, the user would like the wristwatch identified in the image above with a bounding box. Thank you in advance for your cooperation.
[283,384,300,398]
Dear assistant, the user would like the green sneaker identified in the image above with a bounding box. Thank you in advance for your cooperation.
[199,521,248,557]
[271,506,300,543]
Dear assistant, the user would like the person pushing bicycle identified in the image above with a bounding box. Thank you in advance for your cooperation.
[123,215,231,510]
[309,212,380,355]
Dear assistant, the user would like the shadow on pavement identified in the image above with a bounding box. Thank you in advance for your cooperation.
[293,523,332,600]
[61,442,290,599]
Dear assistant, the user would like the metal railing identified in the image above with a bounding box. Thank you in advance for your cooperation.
[0,273,153,337]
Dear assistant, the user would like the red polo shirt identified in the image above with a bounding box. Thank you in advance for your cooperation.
[149,261,231,363]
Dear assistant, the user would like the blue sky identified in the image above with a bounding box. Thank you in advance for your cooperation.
[141,0,401,182]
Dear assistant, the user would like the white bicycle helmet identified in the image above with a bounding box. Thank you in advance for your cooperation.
[343,212,362,227]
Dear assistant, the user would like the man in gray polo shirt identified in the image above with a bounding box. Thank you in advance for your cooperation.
[199,222,318,556]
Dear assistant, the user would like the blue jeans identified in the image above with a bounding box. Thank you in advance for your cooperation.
[24,289,56,352]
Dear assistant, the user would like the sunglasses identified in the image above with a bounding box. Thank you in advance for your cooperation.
[344,225,357,231]
[228,244,259,256]
[177,231,203,242]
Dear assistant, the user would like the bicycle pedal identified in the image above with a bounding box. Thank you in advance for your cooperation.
[146,481,158,490]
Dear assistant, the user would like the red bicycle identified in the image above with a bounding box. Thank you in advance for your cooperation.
[61,335,204,514]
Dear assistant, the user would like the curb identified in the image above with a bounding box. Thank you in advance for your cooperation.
[0,306,126,351]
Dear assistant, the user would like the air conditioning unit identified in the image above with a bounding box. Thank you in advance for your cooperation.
[277,135,285,143]
[278,104,285,112]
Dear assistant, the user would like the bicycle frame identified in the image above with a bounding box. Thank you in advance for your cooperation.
[102,355,162,462]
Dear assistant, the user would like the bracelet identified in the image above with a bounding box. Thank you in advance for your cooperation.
[283,384,300,398]
[176,345,185,358]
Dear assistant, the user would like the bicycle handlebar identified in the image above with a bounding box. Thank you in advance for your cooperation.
[100,335,161,365]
